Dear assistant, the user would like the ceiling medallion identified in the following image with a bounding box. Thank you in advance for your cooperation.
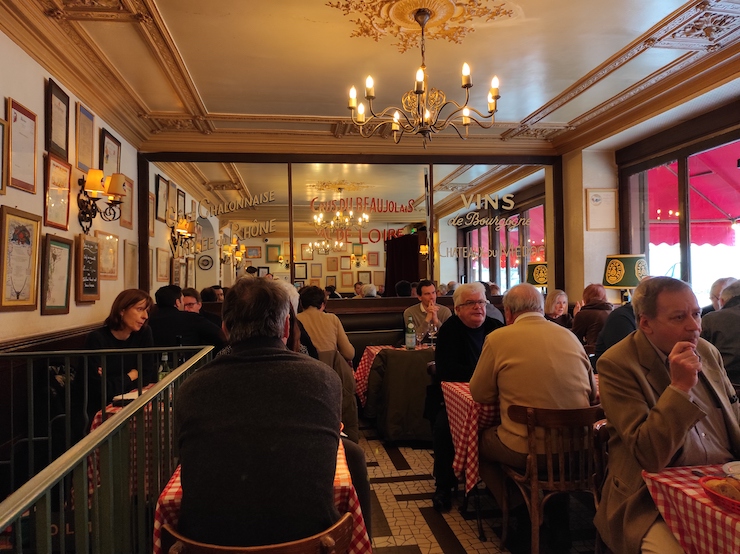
[327,0,515,52]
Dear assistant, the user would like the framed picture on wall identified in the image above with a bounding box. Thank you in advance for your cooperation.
[45,79,69,161]
[245,246,261,259]
[156,248,170,282]
[167,181,177,221]
[99,128,121,177]
[586,189,617,230]
[186,256,195,288]
[0,206,42,311]
[119,175,134,229]
[8,98,37,193]
[177,189,186,219]
[340,256,351,270]
[326,275,337,288]
[309,279,320,287]
[258,266,270,278]
[301,244,313,260]
[123,240,138,290]
[170,258,181,286]
[327,256,338,271]
[148,192,156,236]
[373,271,385,287]
[266,244,280,263]
[341,271,353,288]
[0,117,8,195]
[75,233,99,303]
[44,154,71,230]
[156,175,169,222]
[294,280,304,288]
[311,263,322,278]
[358,270,371,284]
[95,231,119,280]
[75,103,94,172]
[295,263,308,280]
[41,233,73,315]
[352,243,363,256]
[367,251,379,266]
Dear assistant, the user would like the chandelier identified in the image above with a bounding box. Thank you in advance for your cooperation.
[307,240,345,255]
[313,188,369,232]
[346,8,500,145]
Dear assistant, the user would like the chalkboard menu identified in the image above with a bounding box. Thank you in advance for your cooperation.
[76,234,100,302]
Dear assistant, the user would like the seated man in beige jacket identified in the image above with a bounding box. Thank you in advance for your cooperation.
[469,283,596,548]
[595,276,740,554]
[297,285,355,363]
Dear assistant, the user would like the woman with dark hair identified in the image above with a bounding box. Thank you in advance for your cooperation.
[571,283,613,352]
[85,289,156,413]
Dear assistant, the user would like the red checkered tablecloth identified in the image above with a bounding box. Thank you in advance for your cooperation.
[152,440,372,554]
[643,464,740,554]
[441,382,499,494]
[355,345,432,407]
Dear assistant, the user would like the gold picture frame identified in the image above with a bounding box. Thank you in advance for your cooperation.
[94,231,119,280]
[0,206,42,311]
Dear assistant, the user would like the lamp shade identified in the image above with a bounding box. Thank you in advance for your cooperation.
[105,173,127,197]
[84,169,105,194]
[526,263,548,286]
[602,254,649,289]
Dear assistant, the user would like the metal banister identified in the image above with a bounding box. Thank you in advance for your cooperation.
[0,345,213,553]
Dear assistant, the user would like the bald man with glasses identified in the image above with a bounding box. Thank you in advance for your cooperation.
[427,282,503,511]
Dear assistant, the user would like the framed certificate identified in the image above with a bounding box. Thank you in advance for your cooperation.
[7,98,37,193]
[44,154,71,230]
[45,79,69,161]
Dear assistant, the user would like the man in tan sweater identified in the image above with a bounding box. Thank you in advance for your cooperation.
[297,285,355,362]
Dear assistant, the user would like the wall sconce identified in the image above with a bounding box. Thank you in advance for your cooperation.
[167,208,196,256]
[277,255,292,269]
[419,244,429,260]
[221,244,234,266]
[350,254,367,267]
[77,169,126,234]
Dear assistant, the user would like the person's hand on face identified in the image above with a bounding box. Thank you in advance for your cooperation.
[668,340,702,393]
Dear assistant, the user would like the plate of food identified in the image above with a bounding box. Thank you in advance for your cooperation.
[112,390,140,406]
[700,475,740,514]
[722,461,740,477]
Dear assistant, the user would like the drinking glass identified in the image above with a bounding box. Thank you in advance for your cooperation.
[428,322,438,348]
[416,329,426,347]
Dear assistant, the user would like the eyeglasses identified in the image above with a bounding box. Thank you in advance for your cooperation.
[459,299,489,308]
[183,302,198,309]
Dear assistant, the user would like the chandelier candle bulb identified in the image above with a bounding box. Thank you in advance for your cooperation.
[462,108,471,126]
[392,111,400,131]
[415,68,425,93]
[365,76,375,99]
[348,86,357,109]
[357,103,365,123]
[490,76,500,99]
[461,63,472,88]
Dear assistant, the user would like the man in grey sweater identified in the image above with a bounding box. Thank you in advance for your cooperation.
[175,277,343,546]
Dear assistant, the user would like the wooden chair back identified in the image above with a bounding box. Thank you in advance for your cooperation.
[501,404,604,553]
[163,512,353,554]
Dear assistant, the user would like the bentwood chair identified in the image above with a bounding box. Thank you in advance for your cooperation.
[162,512,353,554]
[593,418,611,554]
[500,404,604,554]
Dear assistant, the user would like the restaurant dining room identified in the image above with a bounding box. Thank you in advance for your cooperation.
[1,0,740,553]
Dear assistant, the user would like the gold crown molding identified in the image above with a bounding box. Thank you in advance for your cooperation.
[553,39,740,154]
[308,180,370,192]
[501,0,740,140]
[327,0,516,53]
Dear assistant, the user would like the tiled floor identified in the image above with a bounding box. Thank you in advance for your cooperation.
[358,422,598,554]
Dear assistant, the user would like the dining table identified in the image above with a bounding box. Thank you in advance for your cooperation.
[643,464,740,554]
[441,381,500,494]
[354,344,432,407]
[152,439,372,554]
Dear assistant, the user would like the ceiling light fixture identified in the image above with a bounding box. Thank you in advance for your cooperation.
[346,8,500,146]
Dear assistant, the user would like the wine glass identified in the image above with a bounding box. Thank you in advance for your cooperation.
[416,329,426,347]
[427,322,438,348]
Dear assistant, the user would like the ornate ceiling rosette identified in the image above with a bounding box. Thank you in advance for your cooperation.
[327,0,517,52]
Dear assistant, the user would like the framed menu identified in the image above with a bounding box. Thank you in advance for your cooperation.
[75,234,99,302]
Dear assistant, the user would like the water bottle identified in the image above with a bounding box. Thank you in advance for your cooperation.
[158,352,171,381]
[405,316,417,350]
